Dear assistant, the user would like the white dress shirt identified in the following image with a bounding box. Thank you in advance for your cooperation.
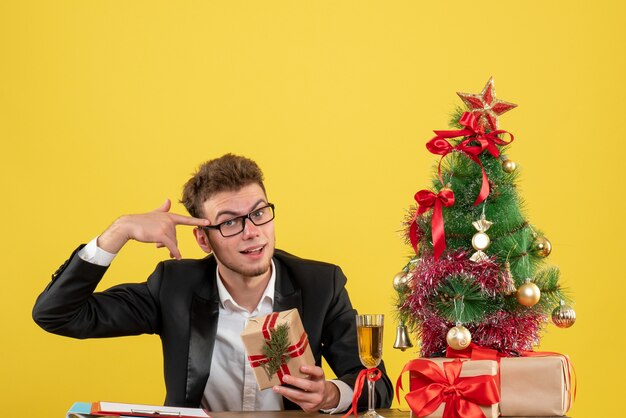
[77,238,352,413]
[201,262,282,411]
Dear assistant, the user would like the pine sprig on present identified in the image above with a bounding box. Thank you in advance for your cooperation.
[261,323,290,379]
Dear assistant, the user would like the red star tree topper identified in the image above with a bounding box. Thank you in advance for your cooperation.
[456,77,517,132]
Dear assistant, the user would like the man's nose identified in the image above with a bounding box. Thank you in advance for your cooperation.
[241,217,260,238]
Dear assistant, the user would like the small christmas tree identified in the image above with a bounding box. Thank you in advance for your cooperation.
[395,78,576,357]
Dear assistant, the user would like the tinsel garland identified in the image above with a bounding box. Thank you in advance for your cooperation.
[471,310,545,355]
[398,250,544,357]
[416,311,545,357]
[403,250,503,306]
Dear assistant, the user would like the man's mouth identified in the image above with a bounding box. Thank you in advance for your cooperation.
[240,245,264,255]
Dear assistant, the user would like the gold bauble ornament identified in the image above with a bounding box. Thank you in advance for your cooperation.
[517,279,541,307]
[552,301,576,328]
[532,236,552,257]
[393,271,409,291]
[502,159,517,173]
[446,325,472,350]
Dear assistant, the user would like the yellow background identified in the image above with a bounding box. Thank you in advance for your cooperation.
[1,1,624,416]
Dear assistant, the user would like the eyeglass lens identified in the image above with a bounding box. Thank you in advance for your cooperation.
[220,205,274,237]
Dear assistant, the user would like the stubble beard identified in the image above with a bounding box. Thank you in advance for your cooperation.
[210,238,275,280]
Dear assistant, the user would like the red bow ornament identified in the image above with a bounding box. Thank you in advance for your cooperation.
[396,359,500,418]
[428,112,514,206]
[410,188,455,259]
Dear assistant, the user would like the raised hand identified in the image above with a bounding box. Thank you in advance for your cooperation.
[97,199,210,259]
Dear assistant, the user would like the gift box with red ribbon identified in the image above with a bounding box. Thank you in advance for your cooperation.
[241,309,315,390]
[397,358,500,418]
[441,343,575,416]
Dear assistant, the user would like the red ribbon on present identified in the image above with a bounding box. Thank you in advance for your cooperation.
[428,112,514,205]
[411,188,455,259]
[341,367,382,418]
[445,343,577,407]
[445,342,502,361]
[445,343,505,391]
[396,359,500,418]
[247,312,310,384]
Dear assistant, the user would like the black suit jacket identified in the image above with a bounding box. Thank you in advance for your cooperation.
[33,247,393,410]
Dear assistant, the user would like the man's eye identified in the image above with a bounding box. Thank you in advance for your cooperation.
[251,210,264,219]
[222,219,237,227]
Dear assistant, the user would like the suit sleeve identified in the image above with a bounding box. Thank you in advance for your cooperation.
[321,266,393,409]
[32,246,163,339]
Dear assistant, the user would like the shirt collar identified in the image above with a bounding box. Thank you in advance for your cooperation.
[215,259,276,314]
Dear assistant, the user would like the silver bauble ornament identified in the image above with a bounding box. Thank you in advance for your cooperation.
[552,301,576,328]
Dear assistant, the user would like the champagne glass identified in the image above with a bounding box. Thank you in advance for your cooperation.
[356,314,384,418]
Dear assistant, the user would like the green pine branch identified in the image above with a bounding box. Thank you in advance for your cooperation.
[533,266,564,312]
[449,106,466,129]
[434,275,500,324]
[261,323,290,379]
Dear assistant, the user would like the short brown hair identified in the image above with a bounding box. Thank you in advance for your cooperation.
[181,154,266,218]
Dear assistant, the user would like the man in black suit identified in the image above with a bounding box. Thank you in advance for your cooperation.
[33,154,393,413]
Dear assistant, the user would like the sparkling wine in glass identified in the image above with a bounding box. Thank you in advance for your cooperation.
[356,314,384,418]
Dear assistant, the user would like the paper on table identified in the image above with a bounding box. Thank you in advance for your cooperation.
[93,401,211,417]
[66,402,97,418]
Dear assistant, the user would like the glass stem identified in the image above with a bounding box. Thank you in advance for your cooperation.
[367,378,376,412]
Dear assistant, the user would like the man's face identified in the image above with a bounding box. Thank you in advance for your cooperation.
[196,183,275,281]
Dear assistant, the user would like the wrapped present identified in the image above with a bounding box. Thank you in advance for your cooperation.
[499,355,573,416]
[445,344,574,416]
[396,358,500,418]
[241,309,315,390]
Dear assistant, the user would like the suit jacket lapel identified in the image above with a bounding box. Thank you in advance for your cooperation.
[185,260,220,406]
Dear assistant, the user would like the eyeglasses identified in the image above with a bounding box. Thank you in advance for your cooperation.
[201,203,275,237]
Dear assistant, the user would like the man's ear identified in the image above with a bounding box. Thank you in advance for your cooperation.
[193,228,213,254]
